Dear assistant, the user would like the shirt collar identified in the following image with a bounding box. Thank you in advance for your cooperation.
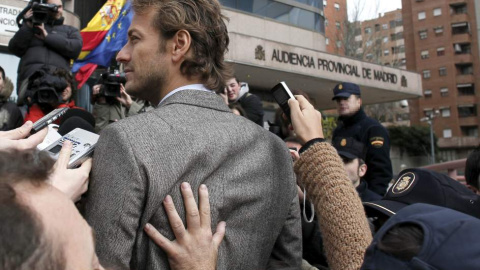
[158,84,211,106]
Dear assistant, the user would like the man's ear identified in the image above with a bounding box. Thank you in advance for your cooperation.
[171,30,192,63]
[358,163,367,178]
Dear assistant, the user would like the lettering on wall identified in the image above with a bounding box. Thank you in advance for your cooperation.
[0,5,22,37]
[264,47,400,85]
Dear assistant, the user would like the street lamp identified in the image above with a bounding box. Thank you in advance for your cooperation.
[420,113,438,164]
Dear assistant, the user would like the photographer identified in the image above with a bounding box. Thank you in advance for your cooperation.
[8,0,82,104]
[24,67,81,123]
[91,81,150,133]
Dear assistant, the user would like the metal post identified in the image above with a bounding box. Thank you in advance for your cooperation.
[429,119,435,164]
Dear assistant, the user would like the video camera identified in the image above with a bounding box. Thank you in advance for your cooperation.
[99,72,126,97]
[16,0,59,27]
[31,0,58,25]
[25,67,68,106]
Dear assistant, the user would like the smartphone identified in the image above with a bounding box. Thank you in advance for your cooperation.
[30,107,69,134]
[271,82,295,121]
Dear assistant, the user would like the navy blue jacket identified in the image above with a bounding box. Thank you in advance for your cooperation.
[333,108,392,196]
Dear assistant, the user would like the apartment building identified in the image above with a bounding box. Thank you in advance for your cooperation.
[354,9,406,69]
[403,0,480,161]
[323,0,347,55]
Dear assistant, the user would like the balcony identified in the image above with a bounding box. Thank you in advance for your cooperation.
[452,33,471,43]
[451,13,469,24]
[454,53,473,64]
[449,0,467,5]
[456,74,474,84]
[438,137,480,149]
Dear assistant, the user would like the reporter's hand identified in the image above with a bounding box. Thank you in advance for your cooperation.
[24,9,33,28]
[49,141,92,202]
[144,183,226,270]
[116,84,133,109]
[0,121,47,152]
[24,9,33,19]
[219,88,228,105]
[288,95,324,144]
[35,23,48,40]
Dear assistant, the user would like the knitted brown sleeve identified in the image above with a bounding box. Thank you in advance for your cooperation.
[294,142,373,270]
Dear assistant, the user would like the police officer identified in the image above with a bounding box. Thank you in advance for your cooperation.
[331,82,392,196]
[332,137,382,202]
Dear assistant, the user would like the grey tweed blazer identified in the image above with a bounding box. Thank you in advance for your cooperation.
[84,90,302,270]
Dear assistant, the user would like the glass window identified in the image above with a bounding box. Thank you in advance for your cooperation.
[424,89,432,97]
[384,49,390,56]
[423,70,431,78]
[418,11,426,20]
[433,8,442,16]
[325,37,329,45]
[434,26,444,35]
[437,47,445,56]
[365,27,372,34]
[421,50,429,59]
[440,88,449,97]
[219,0,324,33]
[441,108,451,117]
[383,36,389,43]
[457,84,475,95]
[454,43,471,54]
[456,64,473,75]
[335,21,341,29]
[443,129,452,138]
[366,40,373,47]
[382,24,388,30]
[458,105,477,117]
[336,40,342,48]
[439,67,447,76]
[334,3,340,10]
[419,30,428,39]
[323,0,327,6]
[461,126,479,137]
[451,4,467,14]
[452,22,469,35]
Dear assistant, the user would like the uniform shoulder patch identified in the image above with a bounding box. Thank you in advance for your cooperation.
[370,136,385,148]
[340,138,347,146]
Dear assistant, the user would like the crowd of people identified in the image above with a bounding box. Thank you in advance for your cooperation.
[2,0,480,269]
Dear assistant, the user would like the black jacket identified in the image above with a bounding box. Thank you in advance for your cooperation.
[356,180,382,202]
[8,17,82,89]
[333,108,393,196]
[237,92,264,126]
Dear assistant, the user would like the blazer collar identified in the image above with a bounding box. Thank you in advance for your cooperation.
[158,89,231,113]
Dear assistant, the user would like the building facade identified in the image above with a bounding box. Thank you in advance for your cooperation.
[323,0,347,55]
[403,0,480,161]
[0,0,422,123]
[354,9,406,69]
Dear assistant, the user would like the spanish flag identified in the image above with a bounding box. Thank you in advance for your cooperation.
[73,0,132,88]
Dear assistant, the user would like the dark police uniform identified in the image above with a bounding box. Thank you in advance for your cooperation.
[332,83,392,196]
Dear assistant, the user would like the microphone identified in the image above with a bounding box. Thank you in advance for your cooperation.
[59,108,96,128]
[58,116,95,136]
